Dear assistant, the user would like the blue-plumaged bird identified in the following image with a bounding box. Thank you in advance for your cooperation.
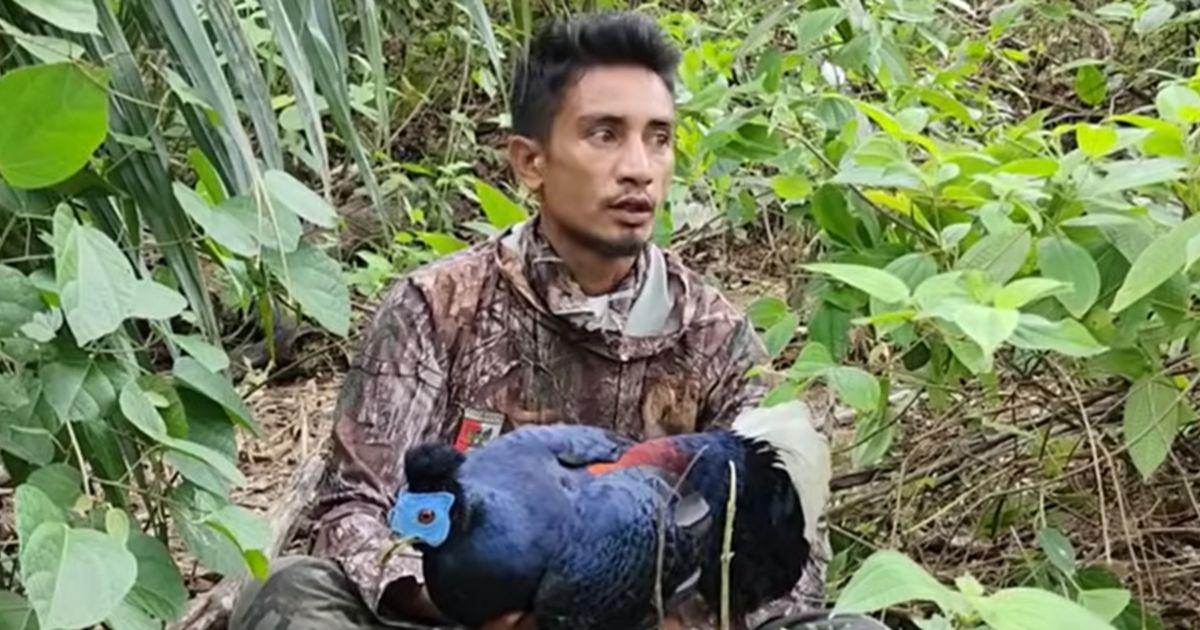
[387,401,831,630]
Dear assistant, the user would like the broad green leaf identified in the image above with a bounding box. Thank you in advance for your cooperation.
[952,305,1019,359]
[747,297,790,330]
[1074,65,1107,106]
[770,174,813,201]
[27,463,82,508]
[171,333,230,373]
[1096,2,1136,19]
[1037,527,1076,576]
[795,7,844,48]
[811,184,862,249]
[1111,213,1200,312]
[204,504,272,581]
[1037,237,1100,318]
[762,312,799,358]
[263,169,338,228]
[1155,84,1200,124]
[119,380,245,486]
[170,486,249,578]
[54,216,138,345]
[245,194,302,254]
[1076,124,1117,158]
[0,265,43,336]
[20,309,62,343]
[11,0,98,34]
[0,372,30,411]
[832,550,966,616]
[993,278,1069,310]
[172,357,259,435]
[790,342,834,380]
[976,587,1113,630]
[124,531,187,622]
[997,157,1058,177]
[416,231,469,255]
[1134,2,1175,35]
[106,600,158,630]
[173,183,259,257]
[825,367,880,413]
[475,179,528,229]
[1122,376,1186,479]
[1093,158,1186,196]
[1078,589,1131,622]
[0,590,38,630]
[0,63,108,188]
[265,241,350,337]
[956,227,1031,284]
[20,523,138,629]
[809,300,850,359]
[40,358,115,423]
[14,485,66,545]
[803,263,910,304]
[130,280,187,320]
[1009,314,1106,357]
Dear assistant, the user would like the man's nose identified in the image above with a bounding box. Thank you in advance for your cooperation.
[615,138,654,187]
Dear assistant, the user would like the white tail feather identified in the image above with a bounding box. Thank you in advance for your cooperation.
[730,400,831,545]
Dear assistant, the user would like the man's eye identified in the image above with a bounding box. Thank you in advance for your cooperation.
[590,128,617,143]
[653,132,672,147]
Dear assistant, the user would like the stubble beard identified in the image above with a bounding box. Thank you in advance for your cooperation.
[564,222,649,258]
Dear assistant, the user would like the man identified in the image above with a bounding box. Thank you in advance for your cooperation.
[230,11,833,630]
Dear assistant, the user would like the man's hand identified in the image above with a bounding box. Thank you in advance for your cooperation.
[481,612,536,630]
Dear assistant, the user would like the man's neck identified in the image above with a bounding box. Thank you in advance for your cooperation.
[537,219,637,296]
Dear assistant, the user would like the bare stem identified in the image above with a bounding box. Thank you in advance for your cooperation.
[720,461,737,630]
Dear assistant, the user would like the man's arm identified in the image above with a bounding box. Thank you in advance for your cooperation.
[700,316,834,625]
[310,280,452,621]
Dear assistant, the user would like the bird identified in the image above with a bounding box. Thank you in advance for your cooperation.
[386,400,831,630]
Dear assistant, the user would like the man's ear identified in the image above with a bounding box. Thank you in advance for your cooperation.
[508,135,544,193]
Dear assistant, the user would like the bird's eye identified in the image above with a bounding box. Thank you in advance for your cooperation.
[417,508,436,525]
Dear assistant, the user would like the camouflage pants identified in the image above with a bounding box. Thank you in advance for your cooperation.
[228,556,455,630]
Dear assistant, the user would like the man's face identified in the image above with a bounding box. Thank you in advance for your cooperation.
[515,64,675,258]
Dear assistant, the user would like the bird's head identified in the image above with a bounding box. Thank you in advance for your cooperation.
[388,442,467,549]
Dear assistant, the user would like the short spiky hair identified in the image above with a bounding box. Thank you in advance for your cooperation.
[510,11,681,141]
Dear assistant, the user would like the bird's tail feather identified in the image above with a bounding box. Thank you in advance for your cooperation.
[730,400,831,544]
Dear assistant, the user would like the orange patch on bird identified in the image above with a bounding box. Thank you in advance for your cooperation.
[586,440,687,475]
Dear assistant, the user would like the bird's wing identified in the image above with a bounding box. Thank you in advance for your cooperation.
[533,469,712,630]
[495,424,634,468]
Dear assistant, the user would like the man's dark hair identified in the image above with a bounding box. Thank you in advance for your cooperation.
[510,11,681,141]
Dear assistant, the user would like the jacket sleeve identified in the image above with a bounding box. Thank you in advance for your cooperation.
[697,315,834,626]
[310,279,452,617]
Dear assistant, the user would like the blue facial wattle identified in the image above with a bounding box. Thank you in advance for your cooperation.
[388,490,456,547]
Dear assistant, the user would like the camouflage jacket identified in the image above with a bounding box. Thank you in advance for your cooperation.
[311,216,831,628]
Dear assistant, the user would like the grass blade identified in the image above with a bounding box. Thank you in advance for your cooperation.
[356,0,388,148]
[456,0,507,112]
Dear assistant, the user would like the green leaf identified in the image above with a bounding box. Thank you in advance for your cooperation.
[1037,237,1100,318]
[1111,213,1200,312]
[803,263,910,304]
[130,280,187,320]
[1078,589,1131,622]
[172,357,259,435]
[416,231,469,255]
[19,309,62,343]
[795,7,844,48]
[1037,527,1077,576]
[0,265,43,336]
[747,297,790,330]
[956,227,1031,284]
[40,357,115,423]
[762,312,799,359]
[203,504,272,581]
[1122,376,1186,479]
[171,333,230,373]
[54,214,138,345]
[1134,2,1175,35]
[790,342,834,379]
[993,278,1069,310]
[1093,158,1186,196]
[1074,65,1107,106]
[263,169,337,228]
[1076,124,1117,158]
[169,486,249,578]
[825,367,880,413]
[952,305,1019,360]
[124,531,187,622]
[832,550,966,616]
[0,590,38,630]
[20,523,138,629]
[12,0,98,34]
[27,463,82,508]
[106,600,158,630]
[976,587,1113,630]
[14,484,66,545]
[1009,314,1107,357]
[474,179,528,229]
[1155,84,1200,124]
[770,174,813,201]
[264,241,350,337]
[172,183,258,257]
[811,185,862,249]
[0,63,108,188]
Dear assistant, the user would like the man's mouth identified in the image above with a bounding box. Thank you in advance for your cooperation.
[609,196,654,225]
